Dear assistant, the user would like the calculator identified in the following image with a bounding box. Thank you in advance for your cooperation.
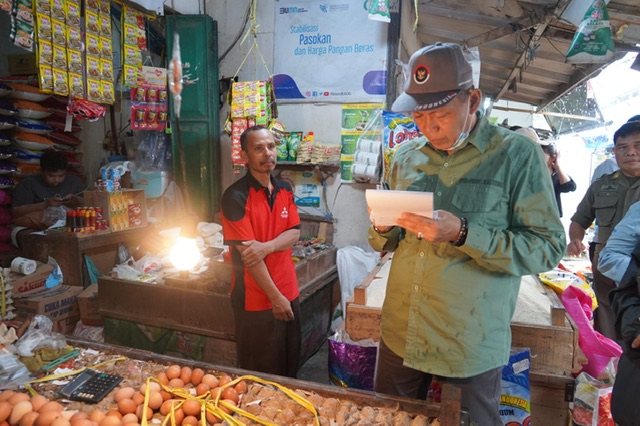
[59,369,124,403]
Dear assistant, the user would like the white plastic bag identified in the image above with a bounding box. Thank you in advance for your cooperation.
[337,246,379,318]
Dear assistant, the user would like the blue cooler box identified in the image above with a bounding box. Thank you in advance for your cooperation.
[132,170,169,198]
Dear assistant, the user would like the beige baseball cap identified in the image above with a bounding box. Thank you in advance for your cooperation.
[391,42,474,113]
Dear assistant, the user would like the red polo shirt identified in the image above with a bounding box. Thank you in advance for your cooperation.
[221,172,300,311]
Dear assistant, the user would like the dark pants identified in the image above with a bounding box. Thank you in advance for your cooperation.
[593,245,618,341]
[374,339,503,426]
[232,297,302,378]
[612,348,640,425]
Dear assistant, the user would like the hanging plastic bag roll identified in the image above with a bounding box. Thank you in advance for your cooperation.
[10,257,37,275]
[356,139,382,154]
[351,163,380,180]
[354,151,380,166]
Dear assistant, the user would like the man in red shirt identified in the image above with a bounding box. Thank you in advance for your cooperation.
[221,126,302,378]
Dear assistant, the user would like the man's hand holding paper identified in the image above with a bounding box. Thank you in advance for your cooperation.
[366,189,434,227]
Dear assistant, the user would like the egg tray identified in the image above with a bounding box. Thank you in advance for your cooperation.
[24,343,455,425]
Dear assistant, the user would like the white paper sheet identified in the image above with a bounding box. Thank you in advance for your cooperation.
[365,189,434,227]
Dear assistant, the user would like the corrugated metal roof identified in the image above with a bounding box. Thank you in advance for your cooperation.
[410,0,640,110]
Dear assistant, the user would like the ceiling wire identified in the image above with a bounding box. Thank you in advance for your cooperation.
[219,1,253,64]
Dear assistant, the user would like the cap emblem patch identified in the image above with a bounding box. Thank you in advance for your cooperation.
[414,65,430,85]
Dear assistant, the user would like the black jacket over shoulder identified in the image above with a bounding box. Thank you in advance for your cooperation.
[611,242,640,350]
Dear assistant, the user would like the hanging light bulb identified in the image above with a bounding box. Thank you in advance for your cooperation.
[169,237,201,278]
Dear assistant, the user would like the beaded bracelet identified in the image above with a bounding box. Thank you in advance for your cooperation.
[452,217,468,247]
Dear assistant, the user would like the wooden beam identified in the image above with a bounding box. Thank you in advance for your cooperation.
[537,51,627,111]
[492,105,603,122]
[494,0,573,103]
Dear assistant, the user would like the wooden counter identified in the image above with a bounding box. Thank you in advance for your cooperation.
[20,227,150,287]
[98,246,340,369]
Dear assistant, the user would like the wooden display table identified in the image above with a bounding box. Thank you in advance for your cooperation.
[20,226,150,287]
[63,338,464,425]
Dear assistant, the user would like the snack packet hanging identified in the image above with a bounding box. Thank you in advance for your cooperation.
[566,0,615,64]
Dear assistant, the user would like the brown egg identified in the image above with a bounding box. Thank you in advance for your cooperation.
[113,388,134,404]
[9,401,33,426]
[70,419,91,426]
[50,418,70,426]
[0,402,11,423]
[159,391,171,402]
[119,415,136,425]
[234,381,247,395]
[28,397,47,414]
[0,392,15,403]
[217,374,232,388]
[116,400,135,416]
[37,402,62,414]
[165,365,181,380]
[34,410,60,426]
[204,411,221,425]
[189,369,204,386]
[103,413,120,421]
[219,400,236,415]
[200,375,218,389]
[169,409,183,426]
[88,411,104,424]
[180,416,197,426]
[68,413,87,425]
[18,412,39,426]
[178,367,192,385]
[180,400,200,418]
[194,384,209,397]
[155,373,169,386]
[146,393,162,411]
[57,413,74,423]
[167,379,184,389]
[220,388,238,405]
[159,401,174,417]
[134,406,151,422]
[98,415,121,426]
[138,382,159,395]
[130,394,144,407]
[209,388,221,399]
[8,394,30,406]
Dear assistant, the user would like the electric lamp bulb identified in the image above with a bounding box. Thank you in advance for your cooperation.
[169,237,201,273]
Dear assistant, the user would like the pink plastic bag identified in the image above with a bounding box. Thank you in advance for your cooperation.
[561,286,621,378]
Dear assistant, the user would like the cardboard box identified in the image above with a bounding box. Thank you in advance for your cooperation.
[83,189,147,232]
[52,314,81,335]
[13,285,83,319]
[78,284,102,326]
[9,263,55,295]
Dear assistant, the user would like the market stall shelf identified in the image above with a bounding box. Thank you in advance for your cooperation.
[345,254,577,425]
[20,226,150,287]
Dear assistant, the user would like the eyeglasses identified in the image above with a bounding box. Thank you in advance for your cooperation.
[615,142,640,153]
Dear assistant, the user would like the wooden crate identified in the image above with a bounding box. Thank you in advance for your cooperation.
[530,372,573,426]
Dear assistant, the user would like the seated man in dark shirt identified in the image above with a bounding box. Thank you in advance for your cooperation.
[11,152,86,242]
